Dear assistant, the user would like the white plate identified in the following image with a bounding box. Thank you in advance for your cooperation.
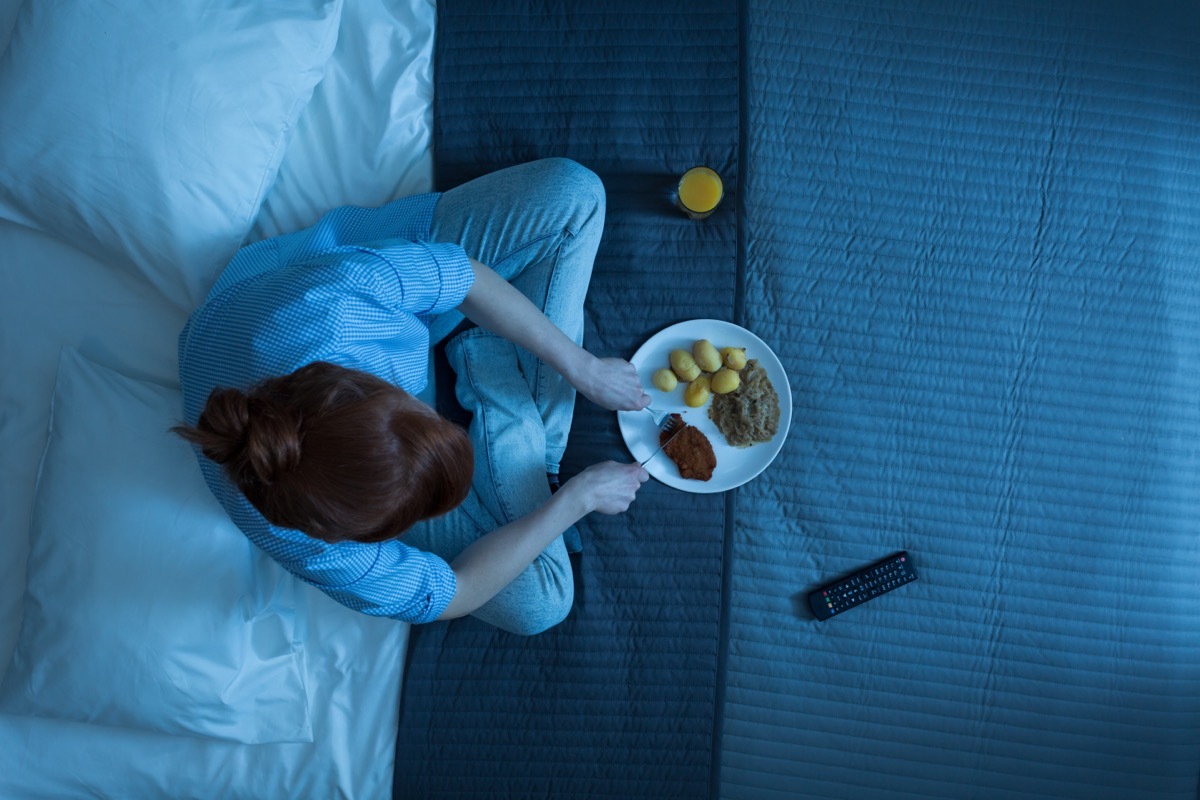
[619,319,792,493]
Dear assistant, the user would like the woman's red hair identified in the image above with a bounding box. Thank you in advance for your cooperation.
[173,361,473,543]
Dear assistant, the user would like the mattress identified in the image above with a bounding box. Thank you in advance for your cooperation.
[398,1,1200,798]
[394,2,738,797]
[723,2,1200,797]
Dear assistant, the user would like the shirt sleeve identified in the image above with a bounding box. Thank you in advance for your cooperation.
[251,241,472,321]
[309,540,458,624]
[347,240,475,317]
[194,461,459,625]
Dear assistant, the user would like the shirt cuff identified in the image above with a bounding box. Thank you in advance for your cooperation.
[422,242,474,314]
[411,561,458,624]
[353,241,473,316]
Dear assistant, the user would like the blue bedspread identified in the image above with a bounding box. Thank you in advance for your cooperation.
[723,2,1200,797]
[395,2,737,797]
[397,2,1200,797]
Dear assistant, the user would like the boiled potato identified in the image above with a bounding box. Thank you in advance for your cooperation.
[652,368,678,392]
[669,349,701,381]
[711,367,740,394]
[693,339,721,373]
[683,375,711,407]
[721,346,747,371]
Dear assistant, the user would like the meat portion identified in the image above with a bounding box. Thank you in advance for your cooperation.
[660,414,717,481]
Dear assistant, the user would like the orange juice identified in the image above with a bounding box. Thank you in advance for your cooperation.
[677,166,723,219]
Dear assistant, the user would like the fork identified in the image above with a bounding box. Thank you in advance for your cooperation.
[644,406,683,431]
[640,408,685,466]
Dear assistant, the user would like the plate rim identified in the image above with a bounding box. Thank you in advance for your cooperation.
[618,318,792,494]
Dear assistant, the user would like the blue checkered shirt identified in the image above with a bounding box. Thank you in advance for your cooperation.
[179,193,473,624]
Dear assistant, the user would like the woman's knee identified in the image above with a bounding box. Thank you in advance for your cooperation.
[531,158,605,234]
[500,556,575,636]
[543,157,604,198]
[508,589,573,637]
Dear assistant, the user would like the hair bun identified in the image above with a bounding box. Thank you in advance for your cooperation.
[242,396,303,485]
[188,388,302,486]
[185,388,251,465]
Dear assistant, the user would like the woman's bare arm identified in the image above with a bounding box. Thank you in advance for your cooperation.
[456,258,651,412]
[435,461,648,621]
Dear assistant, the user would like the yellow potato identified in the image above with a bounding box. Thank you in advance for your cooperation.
[711,367,740,394]
[669,349,700,381]
[721,346,747,371]
[693,339,721,373]
[652,368,678,392]
[683,375,711,407]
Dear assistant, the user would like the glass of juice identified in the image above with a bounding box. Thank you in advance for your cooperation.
[676,166,723,220]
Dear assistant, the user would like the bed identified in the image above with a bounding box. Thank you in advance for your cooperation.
[0,0,436,796]
[399,1,1200,798]
[4,1,1200,799]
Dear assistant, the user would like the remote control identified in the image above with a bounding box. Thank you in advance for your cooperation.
[809,552,918,621]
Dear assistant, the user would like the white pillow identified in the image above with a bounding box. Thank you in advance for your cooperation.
[250,0,436,241]
[0,348,312,744]
[0,0,343,310]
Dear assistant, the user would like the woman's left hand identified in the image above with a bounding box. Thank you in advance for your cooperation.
[458,259,652,412]
[573,356,652,412]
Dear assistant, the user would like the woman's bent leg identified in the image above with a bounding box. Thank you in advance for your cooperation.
[426,157,605,474]
[402,488,573,636]
[404,327,576,635]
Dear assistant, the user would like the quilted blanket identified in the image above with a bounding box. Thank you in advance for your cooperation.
[396,2,1200,798]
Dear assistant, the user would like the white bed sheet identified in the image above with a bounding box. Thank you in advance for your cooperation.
[0,0,434,795]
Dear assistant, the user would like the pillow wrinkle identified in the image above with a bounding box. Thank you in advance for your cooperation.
[0,0,344,310]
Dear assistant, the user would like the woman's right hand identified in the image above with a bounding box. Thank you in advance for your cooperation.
[564,461,650,515]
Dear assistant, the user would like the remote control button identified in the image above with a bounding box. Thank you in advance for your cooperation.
[809,552,918,621]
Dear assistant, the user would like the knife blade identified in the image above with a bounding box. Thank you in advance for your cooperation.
[640,424,686,467]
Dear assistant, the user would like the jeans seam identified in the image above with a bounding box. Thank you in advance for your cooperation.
[537,243,570,473]
[457,333,515,524]
[490,227,573,276]
[457,490,497,535]
[491,234,575,475]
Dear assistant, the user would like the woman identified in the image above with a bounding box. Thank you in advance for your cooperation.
[175,158,652,635]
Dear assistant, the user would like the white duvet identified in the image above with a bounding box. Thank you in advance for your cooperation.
[0,0,435,796]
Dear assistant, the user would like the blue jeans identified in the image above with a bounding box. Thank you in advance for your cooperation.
[402,158,605,635]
